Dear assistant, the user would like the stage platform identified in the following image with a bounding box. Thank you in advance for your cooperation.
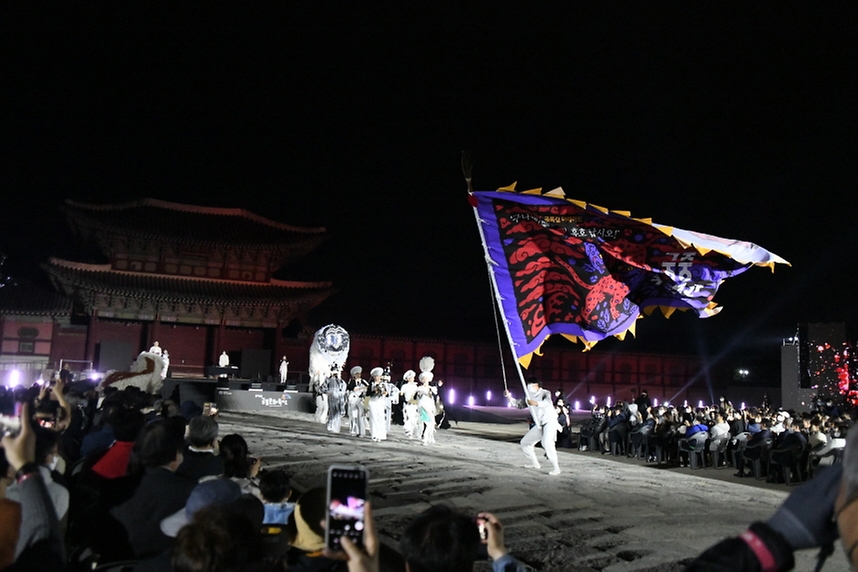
[159,377,313,412]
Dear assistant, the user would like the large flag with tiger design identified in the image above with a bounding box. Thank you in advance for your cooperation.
[470,184,789,367]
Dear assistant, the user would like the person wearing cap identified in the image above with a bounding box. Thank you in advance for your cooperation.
[400,370,419,439]
[166,480,274,571]
[417,372,438,445]
[347,366,369,438]
[161,478,243,538]
[368,367,388,442]
[504,378,562,476]
[382,367,399,433]
[285,488,348,572]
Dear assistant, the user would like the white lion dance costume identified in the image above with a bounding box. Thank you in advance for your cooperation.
[308,324,350,424]
[416,356,438,445]
[100,352,165,394]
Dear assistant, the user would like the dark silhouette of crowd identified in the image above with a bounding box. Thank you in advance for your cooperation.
[0,378,529,572]
[575,391,851,485]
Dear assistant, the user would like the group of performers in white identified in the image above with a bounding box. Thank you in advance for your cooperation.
[309,350,562,475]
[312,356,443,445]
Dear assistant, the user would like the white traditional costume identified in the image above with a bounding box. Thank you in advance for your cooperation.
[326,368,347,433]
[161,351,170,380]
[307,325,350,426]
[368,367,388,442]
[279,356,289,383]
[383,368,399,433]
[506,379,561,475]
[417,357,438,445]
[400,370,419,439]
[347,366,368,437]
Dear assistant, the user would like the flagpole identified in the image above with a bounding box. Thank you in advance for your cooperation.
[463,159,530,405]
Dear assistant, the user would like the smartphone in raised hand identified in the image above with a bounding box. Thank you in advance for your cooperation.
[325,464,369,551]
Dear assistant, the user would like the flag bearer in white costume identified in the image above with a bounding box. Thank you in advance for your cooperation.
[368,367,388,442]
[505,378,561,476]
[347,366,368,437]
[400,370,419,439]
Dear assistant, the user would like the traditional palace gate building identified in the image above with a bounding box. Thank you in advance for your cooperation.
[1,199,333,382]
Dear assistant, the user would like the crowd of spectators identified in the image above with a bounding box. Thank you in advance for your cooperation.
[575,391,852,484]
[0,377,528,572]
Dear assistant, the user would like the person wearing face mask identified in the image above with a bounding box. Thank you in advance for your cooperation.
[504,378,561,476]
[4,426,69,523]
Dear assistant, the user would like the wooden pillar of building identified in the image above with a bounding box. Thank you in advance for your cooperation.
[212,321,226,365]
[85,315,98,364]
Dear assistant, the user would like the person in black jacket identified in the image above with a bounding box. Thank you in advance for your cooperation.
[686,427,858,571]
[176,415,223,482]
[110,417,196,559]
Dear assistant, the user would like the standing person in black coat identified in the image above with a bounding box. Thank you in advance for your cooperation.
[634,390,652,420]
[110,417,196,559]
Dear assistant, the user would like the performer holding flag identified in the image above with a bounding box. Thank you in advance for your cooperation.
[505,378,561,476]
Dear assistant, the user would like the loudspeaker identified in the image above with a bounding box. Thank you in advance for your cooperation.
[228,381,247,390]
[261,382,280,391]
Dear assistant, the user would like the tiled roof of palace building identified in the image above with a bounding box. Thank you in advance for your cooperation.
[0,278,73,317]
[44,258,334,306]
[62,198,326,246]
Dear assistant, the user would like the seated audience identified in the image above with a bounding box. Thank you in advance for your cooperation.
[110,417,196,559]
[284,487,347,572]
[4,426,69,523]
[0,402,65,571]
[400,505,527,572]
[259,469,295,525]
[172,501,275,572]
[176,415,223,481]
[89,407,146,479]
[686,429,857,571]
[218,433,262,497]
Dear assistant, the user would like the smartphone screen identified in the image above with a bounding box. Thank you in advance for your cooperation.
[325,464,369,551]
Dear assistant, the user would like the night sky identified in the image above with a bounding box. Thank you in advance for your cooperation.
[2,4,856,379]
